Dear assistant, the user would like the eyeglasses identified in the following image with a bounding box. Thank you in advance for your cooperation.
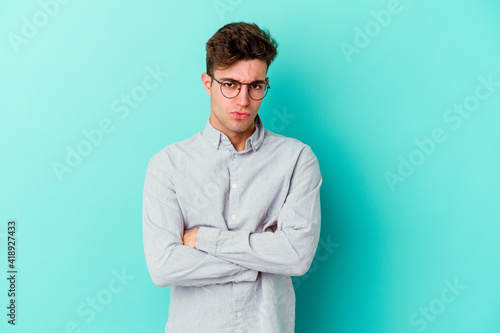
[208,74,270,101]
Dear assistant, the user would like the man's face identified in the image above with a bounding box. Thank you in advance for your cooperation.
[202,59,269,138]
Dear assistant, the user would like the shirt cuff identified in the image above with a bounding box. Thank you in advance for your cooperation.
[196,227,221,255]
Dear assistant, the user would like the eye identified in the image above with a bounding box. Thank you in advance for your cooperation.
[223,80,238,88]
[250,83,264,90]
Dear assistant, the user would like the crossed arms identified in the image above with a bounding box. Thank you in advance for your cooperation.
[142,145,322,287]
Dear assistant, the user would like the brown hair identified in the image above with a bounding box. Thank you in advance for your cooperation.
[205,22,278,79]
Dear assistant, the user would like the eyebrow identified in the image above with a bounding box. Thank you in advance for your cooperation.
[219,77,267,84]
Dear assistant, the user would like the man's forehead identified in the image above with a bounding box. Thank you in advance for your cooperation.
[214,59,267,81]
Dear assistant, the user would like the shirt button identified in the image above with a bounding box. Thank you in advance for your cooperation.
[236,311,242,317]
[232,183,237,189]
[231,214,236,220]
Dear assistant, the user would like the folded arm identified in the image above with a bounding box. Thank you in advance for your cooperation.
[142,150,258,287]
[195,145,322,276]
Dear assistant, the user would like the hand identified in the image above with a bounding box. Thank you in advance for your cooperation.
[183,228,199,248]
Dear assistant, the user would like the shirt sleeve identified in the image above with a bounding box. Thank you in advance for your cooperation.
[196,145,322,277]
[142,150,259,287]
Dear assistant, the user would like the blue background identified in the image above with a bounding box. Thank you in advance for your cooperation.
[1,0,499,332]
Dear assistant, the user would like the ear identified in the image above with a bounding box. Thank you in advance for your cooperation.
[201,73,212,96]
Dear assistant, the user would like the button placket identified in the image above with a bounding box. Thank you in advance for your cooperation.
[228,150,241,228]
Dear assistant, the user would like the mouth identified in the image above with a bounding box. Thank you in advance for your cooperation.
[231,112,250,119]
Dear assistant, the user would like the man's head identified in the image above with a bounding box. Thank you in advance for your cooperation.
[205,22,278,78]
[201,22,278,142]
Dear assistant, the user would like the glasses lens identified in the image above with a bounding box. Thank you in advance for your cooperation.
[221,80,240,98]
[248,83,267,100]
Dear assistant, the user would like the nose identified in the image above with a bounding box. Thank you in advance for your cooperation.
[235,85,250,106]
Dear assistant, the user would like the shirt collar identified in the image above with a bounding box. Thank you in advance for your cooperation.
[202,113,265,152]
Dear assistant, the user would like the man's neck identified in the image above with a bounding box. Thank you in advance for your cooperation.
[228,121,255,152]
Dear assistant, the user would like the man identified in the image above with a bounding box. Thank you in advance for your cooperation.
[143,22,322,333]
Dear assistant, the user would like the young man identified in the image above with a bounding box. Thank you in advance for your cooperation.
[143,22,322,332]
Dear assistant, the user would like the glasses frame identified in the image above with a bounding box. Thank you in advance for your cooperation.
[208,74,270,101]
